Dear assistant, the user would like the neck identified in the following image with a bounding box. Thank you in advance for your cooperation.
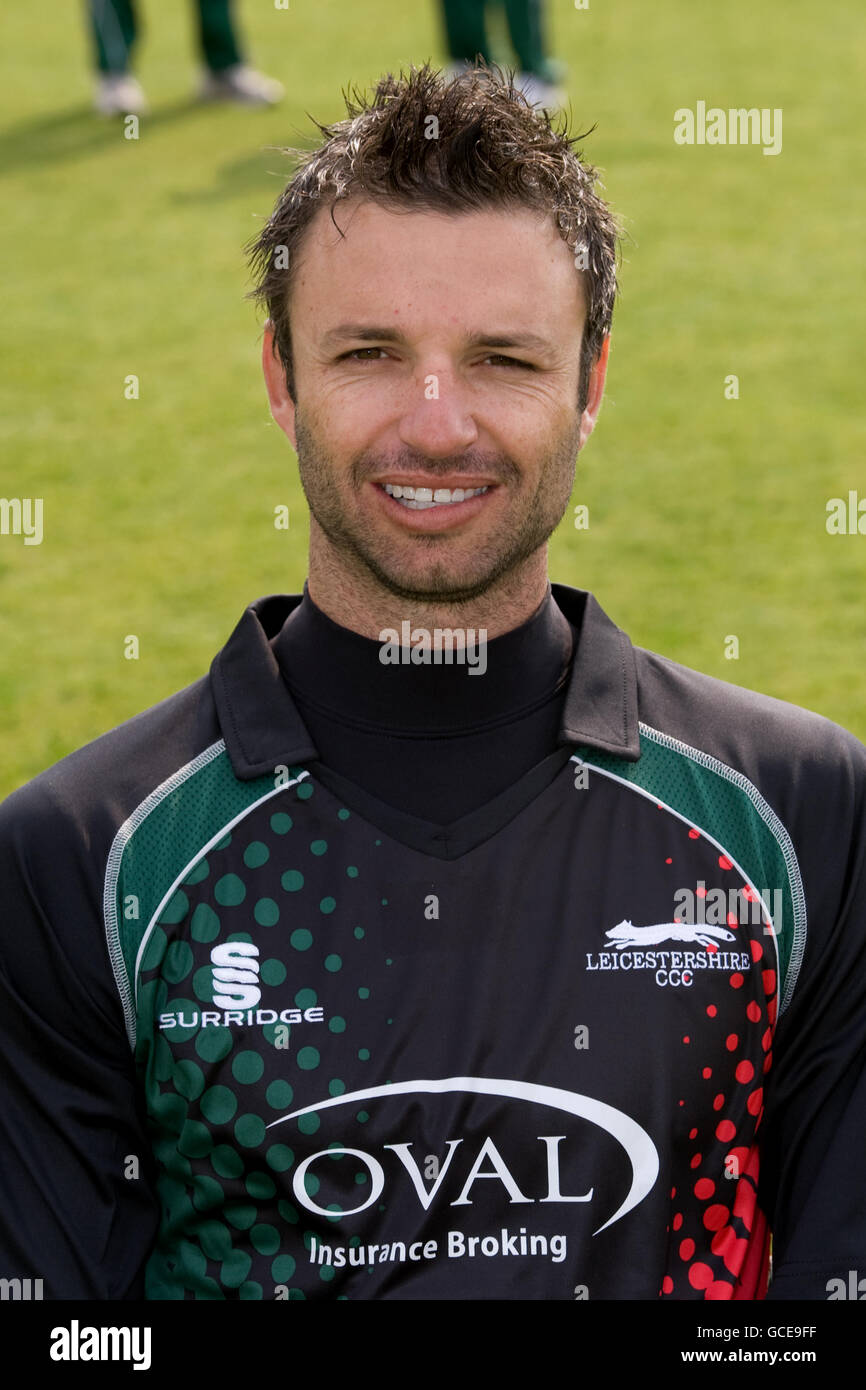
[306,525,551,641]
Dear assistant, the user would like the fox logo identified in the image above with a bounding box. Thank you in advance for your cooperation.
[605,920,736,950]
[211,941,261,1009]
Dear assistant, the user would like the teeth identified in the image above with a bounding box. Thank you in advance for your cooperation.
[383,483,489,508]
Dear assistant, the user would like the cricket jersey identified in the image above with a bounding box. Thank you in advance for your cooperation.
[1,583,864,1301]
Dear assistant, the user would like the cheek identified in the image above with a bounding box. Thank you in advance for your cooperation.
[296,400,341,457]
[501,392,576,450]
[531,422,581,502]
[308,396,381,465]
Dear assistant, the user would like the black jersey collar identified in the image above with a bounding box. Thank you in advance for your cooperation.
[552,583,640,761]
[210,583,640,779]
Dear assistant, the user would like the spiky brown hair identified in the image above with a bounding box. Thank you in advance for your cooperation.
[247,61,620,411]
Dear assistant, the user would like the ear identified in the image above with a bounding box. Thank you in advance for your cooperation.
[578,334,610,451]
[261,321,297,451]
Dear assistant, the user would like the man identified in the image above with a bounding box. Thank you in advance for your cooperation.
[1,63,864,1301]
[88,0,283,116]
[439,0,567,111]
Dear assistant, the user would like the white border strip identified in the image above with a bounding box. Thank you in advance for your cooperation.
[103,737,309,1048]
[571,756,781,985]
[131,771,309,1016]
[103,741,227,1048]
[638,723,806,1014]
[573,723,807,1015]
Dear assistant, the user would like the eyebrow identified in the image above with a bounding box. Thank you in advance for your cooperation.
[320,324,557,355]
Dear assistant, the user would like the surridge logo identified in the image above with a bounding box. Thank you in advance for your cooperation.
[211,941,261,1008]
[158,941,325,1031]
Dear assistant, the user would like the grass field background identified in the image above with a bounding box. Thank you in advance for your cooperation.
[1,1,864,799]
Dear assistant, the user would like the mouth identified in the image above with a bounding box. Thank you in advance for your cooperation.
[382,482,491,511]
[369,473,501,533]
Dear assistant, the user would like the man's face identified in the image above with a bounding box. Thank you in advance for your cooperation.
[263,199,606,604]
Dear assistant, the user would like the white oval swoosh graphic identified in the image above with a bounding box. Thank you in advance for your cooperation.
[268,1075,659,1235]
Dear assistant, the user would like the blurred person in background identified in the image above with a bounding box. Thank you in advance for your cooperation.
[88,0,284,115]
[439,0,566,110]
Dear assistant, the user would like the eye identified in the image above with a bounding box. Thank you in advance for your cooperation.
[338,348,388,362]
[336,349,535,370]
[483,355,534,370]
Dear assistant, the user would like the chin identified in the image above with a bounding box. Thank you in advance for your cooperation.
[374,569,502,605]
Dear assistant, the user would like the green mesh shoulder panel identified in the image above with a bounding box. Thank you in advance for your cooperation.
[571,723,806,1015]
[102,740,309,1048]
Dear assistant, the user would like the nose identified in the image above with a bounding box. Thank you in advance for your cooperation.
[397,369,479,458]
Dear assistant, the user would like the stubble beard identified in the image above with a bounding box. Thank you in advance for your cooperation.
[293,408,582,605]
